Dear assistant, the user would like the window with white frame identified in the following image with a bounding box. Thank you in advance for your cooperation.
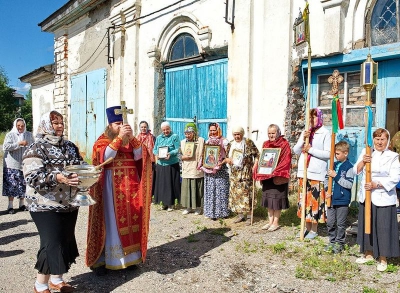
[318,71,376,127]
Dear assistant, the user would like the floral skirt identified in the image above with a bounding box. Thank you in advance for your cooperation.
[2,167,26,198]
[297,178,326,223]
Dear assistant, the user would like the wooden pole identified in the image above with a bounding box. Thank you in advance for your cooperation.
[326,71,344,207]
[364,96,372,234]
[251,179,255,226]
[300,45,312,241]
[326,133,336,207]
[299,2,311,241]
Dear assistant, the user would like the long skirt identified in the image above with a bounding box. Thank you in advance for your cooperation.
[229,177,254,214]
[357,202,400,259]
[30,210,79,275]
[181,177,204,209]
[297,178,326,223]
[153,163,181,206]
[204,166,230,219]
[261,178,289,210]
[2,167,26,198]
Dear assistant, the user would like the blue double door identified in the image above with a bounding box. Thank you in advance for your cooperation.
[70,68,106,160]
[165,58,228,140]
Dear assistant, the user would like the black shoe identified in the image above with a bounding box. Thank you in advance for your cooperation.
[125,265,137,271]
[93,265,107,276]
[332,244,343,254]
[324,243,334,252]
[7,208,14,214]
[19,205,27,211]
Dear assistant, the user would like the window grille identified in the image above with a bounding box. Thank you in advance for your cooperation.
[169,33,199,61]
[371,0,400,46]
[317,72,376,127]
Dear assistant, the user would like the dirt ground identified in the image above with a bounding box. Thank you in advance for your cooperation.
[1,151,400,292]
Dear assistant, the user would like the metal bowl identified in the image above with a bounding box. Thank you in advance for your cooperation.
[63,164,101,206]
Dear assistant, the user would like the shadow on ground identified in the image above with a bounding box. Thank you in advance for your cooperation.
[70,227,231,292]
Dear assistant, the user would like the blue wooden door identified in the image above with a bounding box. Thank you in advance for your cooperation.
[165,59,228,140]
[70,69,106,160]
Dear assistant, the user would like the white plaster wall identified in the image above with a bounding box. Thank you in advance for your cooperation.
[236,0,292,148]
[353,0,368,43]
[136,0,231,133]
[31,82,55,136]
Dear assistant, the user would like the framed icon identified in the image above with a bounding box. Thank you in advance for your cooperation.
[203,145,220,168]
[258,148,281,175]
[183,142,195,158]
[158,146,169,159]
[231,149,244,167]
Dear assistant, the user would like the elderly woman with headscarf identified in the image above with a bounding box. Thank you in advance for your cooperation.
[137,120,156,163]
[179,122,205,215]
[137,120,156,195]
[22,111,84,293]
[254,124,291,231]
[199,123,230,220]
[293,108,331,239]
[224,126,259,224]
[355,128,400,272]
[153,121,181,211]
[2,118,34,214]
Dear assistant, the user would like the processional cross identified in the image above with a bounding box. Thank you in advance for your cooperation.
[328,69,343,95]
[326,69,344,207]
[114,101,134,124]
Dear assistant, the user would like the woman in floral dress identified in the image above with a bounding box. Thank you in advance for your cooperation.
[199,123,230,220]
[225,126,259,224]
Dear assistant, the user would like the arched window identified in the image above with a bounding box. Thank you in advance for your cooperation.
[371,0,399,46]
[169,33,199,61]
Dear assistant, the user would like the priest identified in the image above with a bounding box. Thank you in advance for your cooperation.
[86,105,152,276]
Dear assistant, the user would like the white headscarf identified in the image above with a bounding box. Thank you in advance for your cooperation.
[11,118,26,142]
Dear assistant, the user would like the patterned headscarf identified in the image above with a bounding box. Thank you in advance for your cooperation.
[184,122,197,133]
[309,108,323,144]
[310,108,323,130]
[36,111,64,144]
[208,122,222,141]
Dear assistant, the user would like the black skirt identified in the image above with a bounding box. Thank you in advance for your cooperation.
[261,178,289,210]
[30,210,79,275]
[153,163,181,206]
[357,202,400,258]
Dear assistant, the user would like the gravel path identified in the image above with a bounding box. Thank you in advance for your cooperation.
[1,150,400,292]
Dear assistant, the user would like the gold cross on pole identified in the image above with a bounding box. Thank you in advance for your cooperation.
[114,101,134,124]
[328,69,343,95]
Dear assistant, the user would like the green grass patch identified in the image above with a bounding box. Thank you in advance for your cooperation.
[0,131,6,144]
[187,232,199,243]
[362,287,386,293]
[294,240,359,282]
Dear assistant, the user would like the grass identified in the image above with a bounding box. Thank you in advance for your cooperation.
[0,131,6,144]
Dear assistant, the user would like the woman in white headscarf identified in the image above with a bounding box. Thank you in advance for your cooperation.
[2,118,33,214]
[224,126,259,224]
[355,128,400,272]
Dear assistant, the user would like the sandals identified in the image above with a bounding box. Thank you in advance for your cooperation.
[267,225,280,232]
[261,223,271,230]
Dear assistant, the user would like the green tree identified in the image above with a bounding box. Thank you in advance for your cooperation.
[0,67,17,131]
[21,88,33,131]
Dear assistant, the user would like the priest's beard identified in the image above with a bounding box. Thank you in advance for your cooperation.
[105,127,130,146]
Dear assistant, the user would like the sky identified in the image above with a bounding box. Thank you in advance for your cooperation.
[0,1,68,96]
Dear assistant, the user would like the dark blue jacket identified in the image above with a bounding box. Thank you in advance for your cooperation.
[332,159,354,206]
